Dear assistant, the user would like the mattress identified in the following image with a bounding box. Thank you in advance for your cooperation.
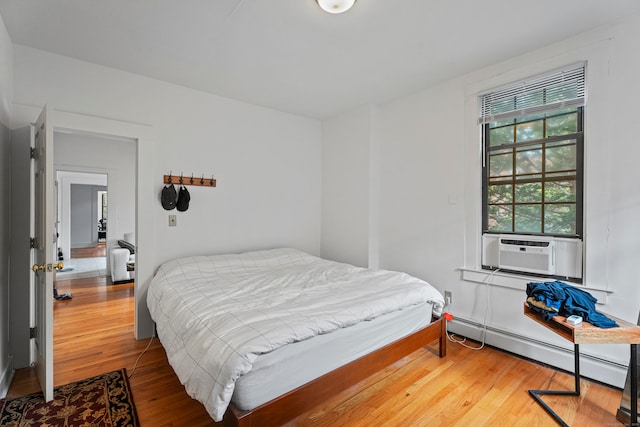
[147,247,445,421]
[232,300,433,410]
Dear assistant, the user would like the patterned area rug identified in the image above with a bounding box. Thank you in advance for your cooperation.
[0,369,139,427]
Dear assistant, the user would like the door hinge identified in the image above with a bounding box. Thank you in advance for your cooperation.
[30,237,37,249]
[30,327,37,339]
[30,147,37,160]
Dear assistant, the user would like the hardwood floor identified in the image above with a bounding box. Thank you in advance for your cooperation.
[6,275,625,426]
[69,242,106,258]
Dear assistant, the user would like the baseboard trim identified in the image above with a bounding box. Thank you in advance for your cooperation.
[448,316,627,388]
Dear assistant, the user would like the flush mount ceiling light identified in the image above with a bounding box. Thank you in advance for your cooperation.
[315,0,357,14]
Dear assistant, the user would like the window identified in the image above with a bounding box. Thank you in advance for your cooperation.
[480,64,585,238]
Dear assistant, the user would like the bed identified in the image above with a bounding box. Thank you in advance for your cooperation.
[147,248,446,426]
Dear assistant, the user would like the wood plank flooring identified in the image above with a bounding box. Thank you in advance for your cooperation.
[70,242,106,259]
[6,275,625,426]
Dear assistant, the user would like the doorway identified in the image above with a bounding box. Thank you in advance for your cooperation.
[53,109,156,340]
[51,130,136,383]
[55,172,109,281]
[53,130,136,285]
[8,110,153,382]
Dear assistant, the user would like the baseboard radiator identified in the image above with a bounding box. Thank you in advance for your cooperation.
[448,315,627,387]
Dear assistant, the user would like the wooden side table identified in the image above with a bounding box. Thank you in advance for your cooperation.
[524,303,640,427]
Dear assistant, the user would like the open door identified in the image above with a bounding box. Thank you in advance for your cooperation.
[31,104,58,401]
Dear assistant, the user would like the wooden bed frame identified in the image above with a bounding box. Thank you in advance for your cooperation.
[221,315,446,427]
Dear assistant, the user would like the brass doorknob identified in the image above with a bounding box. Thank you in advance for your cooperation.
[31,262,64,272]
[32,264,46,273]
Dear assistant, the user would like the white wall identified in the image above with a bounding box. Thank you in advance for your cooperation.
[322,14,640,387]
[379,80,466,284]
[0,15,10,127]
[12,45,322,262]
[321,106,372,267]
[10,44,322,338]
[601,14,640,320]
[0,14,12,397]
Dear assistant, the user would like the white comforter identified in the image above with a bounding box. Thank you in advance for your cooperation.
[147,248,444,421]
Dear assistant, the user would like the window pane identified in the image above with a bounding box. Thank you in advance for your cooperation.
[546,171,575,179]
[515,183,541,203]
[516,120,543,142]
[549,108,579,116]
[516,89,543,110]
[545,181,576,203]
[490,176,513,184]
[545,82,579,103]
[488,184,512,203]
[514,205,542,233]
[546,141,576,172]
[515,113,545,123]
[515,146,542,175]
[489,152,512,177]
[546,113,577,136]
[491,119,514,127]
[489,126,514,146]
[491,98,516,115]
[487,205,512,232]
[544,204,576,234]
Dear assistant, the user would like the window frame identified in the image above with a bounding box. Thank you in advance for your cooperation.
[481,107,584,239]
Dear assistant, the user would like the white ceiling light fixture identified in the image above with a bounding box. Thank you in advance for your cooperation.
[315,0,357,14]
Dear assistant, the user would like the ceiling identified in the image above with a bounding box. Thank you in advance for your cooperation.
[1,0,640,119]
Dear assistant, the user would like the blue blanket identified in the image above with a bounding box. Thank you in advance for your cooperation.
[526,280,618,328]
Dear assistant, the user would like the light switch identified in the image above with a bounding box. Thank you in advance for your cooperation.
[169,215,177,227]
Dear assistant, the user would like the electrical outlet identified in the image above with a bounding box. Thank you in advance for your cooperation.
[169,215,177,227]
[444,291,452,305]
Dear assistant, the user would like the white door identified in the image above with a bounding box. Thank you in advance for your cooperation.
[31,104,56,401]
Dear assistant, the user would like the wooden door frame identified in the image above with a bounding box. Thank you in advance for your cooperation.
[54,109,157,339]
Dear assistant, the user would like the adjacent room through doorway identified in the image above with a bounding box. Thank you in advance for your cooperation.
[52,130,136,286]
[55,172,108,281]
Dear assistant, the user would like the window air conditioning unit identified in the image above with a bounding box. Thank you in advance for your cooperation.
[498,235,555,275]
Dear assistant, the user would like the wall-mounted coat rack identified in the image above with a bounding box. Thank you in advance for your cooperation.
[163,172,216,187]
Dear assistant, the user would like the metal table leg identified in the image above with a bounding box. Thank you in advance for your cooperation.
[529,343,581,427]
[619,344,639,427]
[632,343,638,427]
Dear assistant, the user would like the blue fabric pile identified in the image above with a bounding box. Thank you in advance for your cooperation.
[526,280,618,328]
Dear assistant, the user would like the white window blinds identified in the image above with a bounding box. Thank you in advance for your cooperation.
[479,63,586,123]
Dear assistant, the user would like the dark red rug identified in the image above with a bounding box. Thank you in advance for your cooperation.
[0,369,139,426]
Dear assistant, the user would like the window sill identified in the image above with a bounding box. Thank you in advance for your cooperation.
[460,268,612,304]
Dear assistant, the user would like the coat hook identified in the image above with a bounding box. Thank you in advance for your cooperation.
[179,172,184,184]
[168,171,172,184]
[210,174,215,185]
[190,173,194,184]
[200,174,205,185]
